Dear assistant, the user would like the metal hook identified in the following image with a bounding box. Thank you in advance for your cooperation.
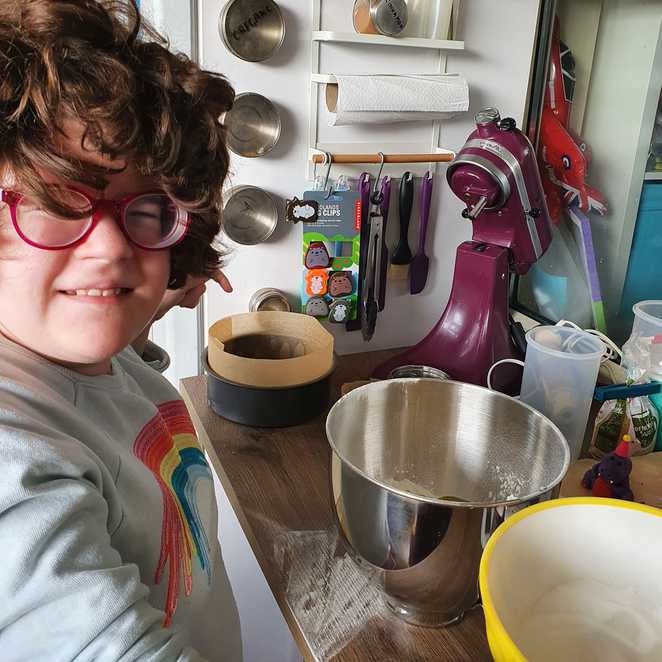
[312,151,329,184]
[371,152,386,205]
[312,152,320,182]
[337,174,353,192]
[321,151,334,199]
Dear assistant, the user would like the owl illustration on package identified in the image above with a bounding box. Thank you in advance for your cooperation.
[328,300,350,323]
[305,269,328,297]
[305,297,329,317]
[304,242,331,269]
[328,271,353,297]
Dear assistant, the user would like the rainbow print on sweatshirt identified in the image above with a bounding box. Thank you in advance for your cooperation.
[133,399,212,627]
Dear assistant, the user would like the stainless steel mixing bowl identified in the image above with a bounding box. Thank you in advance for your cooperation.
[223,185,279,245]
[224,92,281,158]
[326,378,570,628]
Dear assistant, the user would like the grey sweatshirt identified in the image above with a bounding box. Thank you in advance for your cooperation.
[0,334,242,661]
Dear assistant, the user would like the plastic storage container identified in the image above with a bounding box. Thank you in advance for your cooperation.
[646,334,662,451]
[622,300,662,381]
[519,326,605,461]
[620,184,662,326]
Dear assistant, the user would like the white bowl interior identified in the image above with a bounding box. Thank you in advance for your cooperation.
[488,503,662,661]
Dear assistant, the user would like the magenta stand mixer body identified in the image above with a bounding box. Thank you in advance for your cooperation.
[374,108,552,391]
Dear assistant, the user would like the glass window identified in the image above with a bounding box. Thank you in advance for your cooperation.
[515,0,662,345]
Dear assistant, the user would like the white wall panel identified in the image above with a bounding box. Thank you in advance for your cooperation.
[201,0,542,355]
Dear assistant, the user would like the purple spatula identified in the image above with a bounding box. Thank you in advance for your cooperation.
[410,171,434,295]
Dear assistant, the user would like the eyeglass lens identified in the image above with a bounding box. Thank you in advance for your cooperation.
[14,190,186,249]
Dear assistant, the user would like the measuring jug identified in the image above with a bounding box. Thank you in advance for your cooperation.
[488,326,605,460]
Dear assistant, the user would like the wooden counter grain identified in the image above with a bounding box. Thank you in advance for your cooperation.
[181,350,491,662]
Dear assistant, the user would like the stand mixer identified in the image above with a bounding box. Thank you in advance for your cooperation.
[375,108,552,390]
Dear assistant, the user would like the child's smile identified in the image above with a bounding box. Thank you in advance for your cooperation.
[0,128,171,376]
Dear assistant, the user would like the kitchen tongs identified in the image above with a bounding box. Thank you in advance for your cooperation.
[360,177,389,341]
[346,173,372,333]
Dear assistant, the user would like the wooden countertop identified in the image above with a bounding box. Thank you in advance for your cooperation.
[561,452,662,507]
[181,350,491,662]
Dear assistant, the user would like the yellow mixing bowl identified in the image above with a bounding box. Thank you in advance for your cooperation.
[479,497,662,662]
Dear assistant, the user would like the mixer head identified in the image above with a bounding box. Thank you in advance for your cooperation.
[446,108,552,275]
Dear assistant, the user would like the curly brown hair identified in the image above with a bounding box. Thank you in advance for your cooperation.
[0,0,234,288]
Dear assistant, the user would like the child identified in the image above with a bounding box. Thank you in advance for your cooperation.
[0,1,242,659]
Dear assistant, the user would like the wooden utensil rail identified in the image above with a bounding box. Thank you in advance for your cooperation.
[311,152,455,164]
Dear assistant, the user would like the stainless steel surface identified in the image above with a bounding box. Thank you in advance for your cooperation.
[219,0,285,62]
[248,287,291,312]
[475,107,501,126]
[223,185,279,245]
[467,194,488,220]
[370,0,408,36]
[327,379,570,627]
[224,92,281,158]
[387,365,450,380]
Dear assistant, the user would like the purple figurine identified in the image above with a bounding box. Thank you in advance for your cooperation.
[582,435,634,501]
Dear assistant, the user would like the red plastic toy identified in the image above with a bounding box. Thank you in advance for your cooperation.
[539,17,607,224]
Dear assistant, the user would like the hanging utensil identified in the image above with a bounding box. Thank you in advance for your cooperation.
[361,204,383,341]
[346,172,372,332]
[389,171,414,280]
[410,171,434,294]
[377,175,391,311]
[333,174,351,258]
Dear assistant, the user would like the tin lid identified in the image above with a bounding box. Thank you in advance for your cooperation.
[387,365,450,380]
[223,186,278,245]
[225,93,281,158]
[248,288,291,313]
[219,0,286,63]
[370,0,408,37]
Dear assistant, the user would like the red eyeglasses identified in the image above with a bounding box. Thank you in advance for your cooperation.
[0,186,190,250]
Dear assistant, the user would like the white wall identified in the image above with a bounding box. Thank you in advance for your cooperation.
[201,0,543,355]
[138,0,193,53]
[198,3,542,661]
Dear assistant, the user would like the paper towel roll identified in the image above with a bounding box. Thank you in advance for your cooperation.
[325,73,469,126]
